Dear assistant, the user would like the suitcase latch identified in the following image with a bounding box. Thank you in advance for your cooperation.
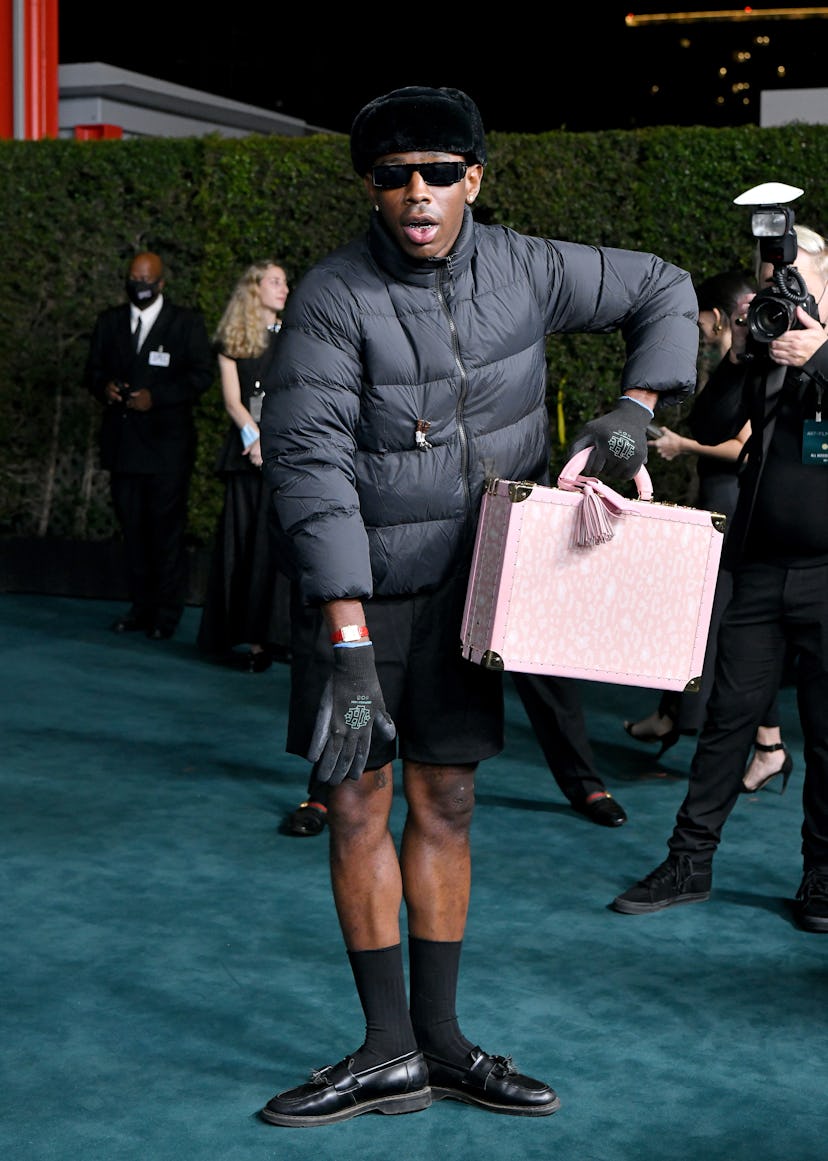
[507,481,535,503]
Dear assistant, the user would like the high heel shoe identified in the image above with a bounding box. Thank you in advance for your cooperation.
[741,741,793,795]
[623,717,682,759]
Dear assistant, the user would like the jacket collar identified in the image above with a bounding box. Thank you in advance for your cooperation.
[367,206,476,287]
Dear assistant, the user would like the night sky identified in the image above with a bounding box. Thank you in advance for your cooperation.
[58,3,822,135]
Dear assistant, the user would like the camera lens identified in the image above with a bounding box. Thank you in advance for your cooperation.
[748,293,796,342]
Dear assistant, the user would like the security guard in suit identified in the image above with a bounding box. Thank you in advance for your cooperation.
[85,252,214,638]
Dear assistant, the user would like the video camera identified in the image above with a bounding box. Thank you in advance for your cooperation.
[734,182,819,345]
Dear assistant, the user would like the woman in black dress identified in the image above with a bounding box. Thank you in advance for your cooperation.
[197,259,291,672]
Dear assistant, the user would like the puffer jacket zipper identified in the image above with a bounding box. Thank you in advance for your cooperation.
[435,263,474,534]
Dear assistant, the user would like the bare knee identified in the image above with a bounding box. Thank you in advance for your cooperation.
[327,762,394,845]
[404,762,476,835]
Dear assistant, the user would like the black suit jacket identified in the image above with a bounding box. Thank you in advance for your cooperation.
[84,299,214,473]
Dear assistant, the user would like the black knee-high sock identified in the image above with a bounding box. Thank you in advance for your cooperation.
[347,944,417,1070]
[408,935,475,1062]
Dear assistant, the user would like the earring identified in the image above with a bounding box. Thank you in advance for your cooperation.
[373,204,380,212]
[712,322,722,334]
[466,196,475,205]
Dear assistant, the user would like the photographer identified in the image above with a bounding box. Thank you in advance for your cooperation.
[612,222,828,933]
[624,270,793,794]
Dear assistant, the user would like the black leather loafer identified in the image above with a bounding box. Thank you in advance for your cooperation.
[247,651,273,673]
[287,800,328,837]
[425,1046,560,1117]
[236,649,272,673]
[259,1050,431,1127]
[576,792,628,828]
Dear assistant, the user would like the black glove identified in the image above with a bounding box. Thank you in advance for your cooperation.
[569,397,652,480]
[307,643,396,786]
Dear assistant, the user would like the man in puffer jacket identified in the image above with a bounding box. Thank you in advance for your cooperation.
[258,85,698,1129]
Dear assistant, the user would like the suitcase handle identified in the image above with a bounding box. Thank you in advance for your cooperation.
[557,447,654,502]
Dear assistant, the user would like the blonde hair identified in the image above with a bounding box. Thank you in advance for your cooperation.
[794,224,828,278]
[754,224,828,282]
[213,258,286,359]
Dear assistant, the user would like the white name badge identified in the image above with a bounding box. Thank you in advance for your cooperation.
[148,349,171,367]
[802,420,828,466]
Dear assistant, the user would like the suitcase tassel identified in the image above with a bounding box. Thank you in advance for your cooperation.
[572,484,618,547]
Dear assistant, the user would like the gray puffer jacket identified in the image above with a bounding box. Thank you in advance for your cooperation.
[261,208,697,606]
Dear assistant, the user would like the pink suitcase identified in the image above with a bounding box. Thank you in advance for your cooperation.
[460,449,725,691]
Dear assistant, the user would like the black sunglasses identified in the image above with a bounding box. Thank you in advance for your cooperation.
[370,162,468,190]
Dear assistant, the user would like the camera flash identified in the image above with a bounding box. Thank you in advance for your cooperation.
[751,209,791,238]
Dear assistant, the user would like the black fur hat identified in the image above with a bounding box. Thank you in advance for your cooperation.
[350,86,487,175]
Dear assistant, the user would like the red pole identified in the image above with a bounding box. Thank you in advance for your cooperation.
[24,0,37,137]
[0,0,13,138]
[21,0,58,139]
[41,0,58,137]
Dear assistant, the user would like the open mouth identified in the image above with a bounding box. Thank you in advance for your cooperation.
[403,218,439,246]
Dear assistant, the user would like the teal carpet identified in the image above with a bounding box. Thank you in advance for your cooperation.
[2,592,826,1161]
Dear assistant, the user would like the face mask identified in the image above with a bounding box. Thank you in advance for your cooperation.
[125,278,161,307]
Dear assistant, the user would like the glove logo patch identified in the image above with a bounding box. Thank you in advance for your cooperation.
[607,429,636,462]
[345,697,372,730]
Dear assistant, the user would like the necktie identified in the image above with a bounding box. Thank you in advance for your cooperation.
[132,318,142,353]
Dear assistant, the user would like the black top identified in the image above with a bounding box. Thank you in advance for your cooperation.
[717,347,828,568]
[214,333,280,474]
[687,357,748,521]
[743,372,828,565]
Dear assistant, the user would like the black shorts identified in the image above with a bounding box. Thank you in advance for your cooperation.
[287,571,504,768]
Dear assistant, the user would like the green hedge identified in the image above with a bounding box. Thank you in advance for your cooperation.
[2,124,827,547]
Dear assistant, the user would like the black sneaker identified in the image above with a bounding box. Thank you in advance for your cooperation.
[794,867,828,933]
[612,854,712,914]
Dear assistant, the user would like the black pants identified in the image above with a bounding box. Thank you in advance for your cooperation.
[304,671,606,807]
[668,560,828,869]
[510,673,606,804]
[658,565,781,734]
[110,469,191,631]
[288,574,504,770]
